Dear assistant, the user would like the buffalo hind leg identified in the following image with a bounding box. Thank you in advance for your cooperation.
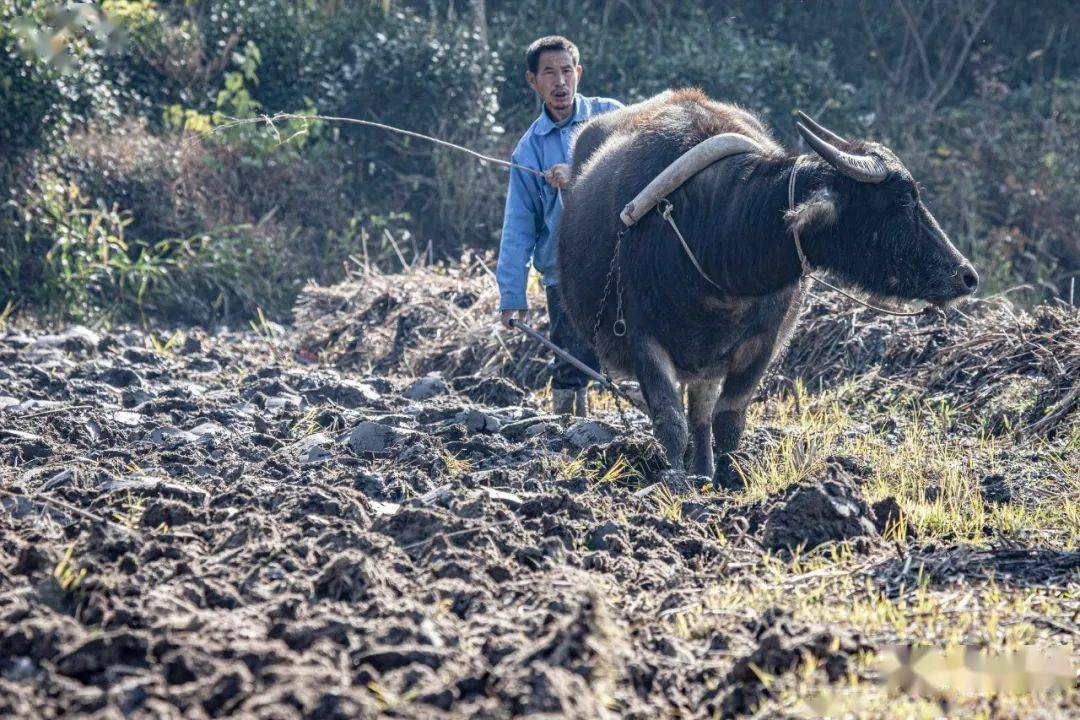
[634,338,687,474]
[713,357,771,489]
[686,380,721,477]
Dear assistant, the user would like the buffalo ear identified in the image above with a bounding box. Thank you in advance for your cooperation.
[784,187,837,236]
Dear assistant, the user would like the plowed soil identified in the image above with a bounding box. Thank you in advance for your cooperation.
[2,273,1077,718]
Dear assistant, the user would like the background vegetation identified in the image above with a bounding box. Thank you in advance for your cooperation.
[1,0,1076,322]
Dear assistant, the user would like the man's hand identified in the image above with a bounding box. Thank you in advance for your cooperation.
[501,309,523,329]
[544,163,571,189]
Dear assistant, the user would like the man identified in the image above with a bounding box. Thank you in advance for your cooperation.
[496,35,623,416]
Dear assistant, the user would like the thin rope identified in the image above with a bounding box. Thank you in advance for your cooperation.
[651,155,931,318]
[658,198,726,292]
[788,156,929,318]
[214,113,548,178]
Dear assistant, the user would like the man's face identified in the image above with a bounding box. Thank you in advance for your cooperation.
[526,49,582,121]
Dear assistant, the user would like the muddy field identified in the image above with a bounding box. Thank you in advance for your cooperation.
[1,267,1078,718]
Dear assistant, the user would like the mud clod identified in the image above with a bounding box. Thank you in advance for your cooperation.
[340,421,416,454]
[404,373,449,401]
[979,473,1013,504]
[565,419,618,448]
[55,631,149,684]
[312,550,387,602]
[871,496,911,538]
[719,611,870,716]
[762,464,880,553]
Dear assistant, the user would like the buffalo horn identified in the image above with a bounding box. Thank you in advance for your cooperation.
[795,110,849,146]
[796,121,888,184]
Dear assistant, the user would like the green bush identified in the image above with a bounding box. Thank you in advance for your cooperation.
[3,174,166,318]
[121,2,506,255]
[308,5,503,253]
[2,165,319,323]
[1,0,1076,322]
[489,4,852,134]
[99,0,257,121]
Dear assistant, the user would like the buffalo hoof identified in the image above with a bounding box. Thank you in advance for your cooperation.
[714,456,747,491]
[658,470,711,495]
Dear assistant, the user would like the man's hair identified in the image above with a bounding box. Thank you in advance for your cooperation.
[526,36,579,74]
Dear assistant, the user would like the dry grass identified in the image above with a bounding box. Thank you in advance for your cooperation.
[675,379,1080,717]
[551,450,642,488]
[735,379,1080,549]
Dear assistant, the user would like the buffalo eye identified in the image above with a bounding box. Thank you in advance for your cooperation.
[903,183,920,210]
[900,189,919,217]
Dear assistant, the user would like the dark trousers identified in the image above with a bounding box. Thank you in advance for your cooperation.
[546,284,601,390]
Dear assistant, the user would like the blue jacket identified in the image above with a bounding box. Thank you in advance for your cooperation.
[496,94,624,310]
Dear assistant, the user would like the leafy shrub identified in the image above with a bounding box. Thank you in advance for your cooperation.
[3,174,165,318]
[3,165,309,322]
[489,4,852,135]
[307,5,503,253]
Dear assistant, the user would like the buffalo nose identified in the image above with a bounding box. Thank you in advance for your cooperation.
[960,264,979,293]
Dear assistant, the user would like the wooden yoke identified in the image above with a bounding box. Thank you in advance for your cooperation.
[619,133,764,227]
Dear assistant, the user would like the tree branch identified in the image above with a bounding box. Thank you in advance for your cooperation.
[859,1,904,86]
[929,0,997,109]
[895,0,936,89]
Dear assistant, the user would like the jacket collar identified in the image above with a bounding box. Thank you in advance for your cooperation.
[533,94,585,135]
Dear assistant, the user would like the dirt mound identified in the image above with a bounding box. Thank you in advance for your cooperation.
[708,458,908,556]
[293,256,558,389]
[764,464,881,557]
[295,266,1079,436]
[717,608,872,716]
[772,294,1079,437]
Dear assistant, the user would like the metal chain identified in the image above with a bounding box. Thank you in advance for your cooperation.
[613,238,627,337]
[592,228,627,349]
[590,227,635,431]
[611,386,631,428]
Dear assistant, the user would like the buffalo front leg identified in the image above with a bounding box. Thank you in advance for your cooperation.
[634,338,688,473]
[713,359,770,489]
[686,380,721,477]
[712,402,748,489]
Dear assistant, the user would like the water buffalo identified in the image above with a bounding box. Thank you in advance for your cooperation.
[557,88,978,485]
